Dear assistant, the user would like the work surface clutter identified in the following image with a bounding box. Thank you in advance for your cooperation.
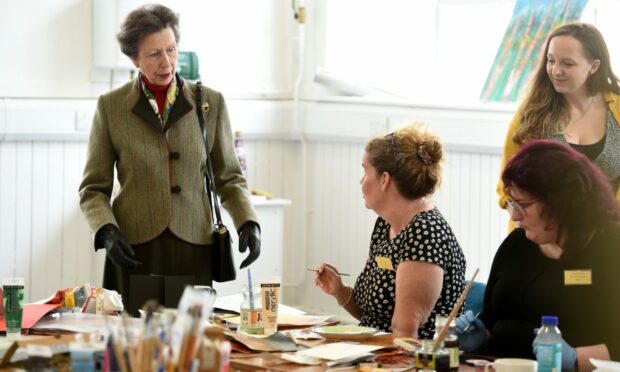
[0,284,493,371]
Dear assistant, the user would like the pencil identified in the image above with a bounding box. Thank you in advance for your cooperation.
[306,268,350,276]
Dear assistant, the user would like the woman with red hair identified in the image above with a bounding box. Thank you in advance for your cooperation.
[458,140,620,371]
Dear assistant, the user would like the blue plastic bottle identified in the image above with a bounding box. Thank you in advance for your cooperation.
[534,315,562,372]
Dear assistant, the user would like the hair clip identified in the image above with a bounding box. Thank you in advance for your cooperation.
[417,144,433,165]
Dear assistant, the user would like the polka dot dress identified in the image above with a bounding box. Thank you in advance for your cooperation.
[354,207,466,339]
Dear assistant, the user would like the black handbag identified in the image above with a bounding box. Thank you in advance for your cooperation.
[195,81,236,282]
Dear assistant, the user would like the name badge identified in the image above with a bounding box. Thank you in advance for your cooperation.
[564,270,592,285]
[375,256,394,271]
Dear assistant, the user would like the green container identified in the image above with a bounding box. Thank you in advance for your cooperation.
[177,51,200,81]
[2,277,24,339]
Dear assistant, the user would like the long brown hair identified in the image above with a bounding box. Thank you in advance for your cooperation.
[513,22,620,144]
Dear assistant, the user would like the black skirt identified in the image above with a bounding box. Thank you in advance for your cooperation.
[102,229,213,302]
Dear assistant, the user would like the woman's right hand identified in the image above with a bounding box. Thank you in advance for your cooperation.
[455,310,488,353]
[313,262,345,296]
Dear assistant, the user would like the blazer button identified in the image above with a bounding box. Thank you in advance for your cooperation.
[171,185,182,194]
[169,152,180,160]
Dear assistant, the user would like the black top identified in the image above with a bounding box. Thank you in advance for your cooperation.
[569,135,620,191]
[354,208,466,338]
[569,135,605,162]
[481,228,620,360]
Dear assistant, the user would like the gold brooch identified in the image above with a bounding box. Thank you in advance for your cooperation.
[201,102,210,113]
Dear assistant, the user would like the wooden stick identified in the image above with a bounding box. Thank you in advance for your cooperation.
[112,339,129,372]
[433,268,479,349]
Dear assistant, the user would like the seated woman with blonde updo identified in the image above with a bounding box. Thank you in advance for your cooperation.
[313,123,467,339]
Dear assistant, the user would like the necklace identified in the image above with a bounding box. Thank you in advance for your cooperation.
[565,94,597,138]
[567,94,597,126]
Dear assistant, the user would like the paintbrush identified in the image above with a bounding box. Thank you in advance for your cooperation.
[307,268,350,276]
[433,268,480,349]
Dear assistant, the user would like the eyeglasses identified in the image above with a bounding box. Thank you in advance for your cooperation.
[386,132,397,169]
[506,198,538,216]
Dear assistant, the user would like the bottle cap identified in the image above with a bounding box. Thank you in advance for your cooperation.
[541,315,558,326]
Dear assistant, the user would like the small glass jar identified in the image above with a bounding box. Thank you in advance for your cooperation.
[435,346,451,372]
[416,340,437,371]
[434,315,460,372]
[417,339,451,372]
[239,285,263,335]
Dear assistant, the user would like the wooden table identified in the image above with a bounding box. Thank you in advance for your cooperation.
[230,351,480,371]
[231,353,343,371]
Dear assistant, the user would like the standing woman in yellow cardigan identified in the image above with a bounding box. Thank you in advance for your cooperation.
[79,4,261,301]
[498,23,620,216]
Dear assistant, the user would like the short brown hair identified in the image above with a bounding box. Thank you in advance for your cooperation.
[117,4,180,59]
[365,123,443,199]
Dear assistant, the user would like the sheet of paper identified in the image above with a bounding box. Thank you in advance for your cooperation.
[213,294,306,315]
[32,313,142,334]
[225,331,305,352]
[298,342,382,361]
[224,313,330,327]
[279,304,306,316]
[213,294,243,313]
[0,303,60,331]
[591,358,620,372]
[281,352,323,365]
[277,314,331,326]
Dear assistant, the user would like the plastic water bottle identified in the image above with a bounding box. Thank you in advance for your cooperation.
[533,315,562,372]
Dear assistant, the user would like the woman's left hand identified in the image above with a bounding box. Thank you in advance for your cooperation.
[239,222,261,269]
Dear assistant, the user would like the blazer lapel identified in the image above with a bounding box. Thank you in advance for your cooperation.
[164,76,193,132]
[131,79,164,132]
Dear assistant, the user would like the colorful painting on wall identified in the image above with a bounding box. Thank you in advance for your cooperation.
[480,0,589,102]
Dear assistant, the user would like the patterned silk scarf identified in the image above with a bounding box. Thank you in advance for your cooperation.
[140,74,179,127]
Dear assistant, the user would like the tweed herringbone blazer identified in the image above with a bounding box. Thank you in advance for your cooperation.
[79,76,258,245]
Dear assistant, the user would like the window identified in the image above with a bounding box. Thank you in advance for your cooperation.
[318,0,620,104]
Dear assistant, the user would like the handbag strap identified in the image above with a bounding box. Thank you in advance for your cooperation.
[195,81,224,225]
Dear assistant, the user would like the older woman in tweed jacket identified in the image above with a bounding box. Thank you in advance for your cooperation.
[79,4,260,301]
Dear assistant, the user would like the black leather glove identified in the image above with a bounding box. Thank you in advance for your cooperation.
[96,224,142,269]
[238,222,261,269]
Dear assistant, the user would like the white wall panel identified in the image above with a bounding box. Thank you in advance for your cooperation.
[0,142,18,281]
[244,140,306,297]
[0,98,513,316]
[30,143,51,302]
[45,144,65,296]
[293,141,375,314]
[15,143,33,297]
[435,151,508,285]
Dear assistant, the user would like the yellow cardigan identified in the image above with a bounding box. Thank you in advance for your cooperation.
[497,91,620,212]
